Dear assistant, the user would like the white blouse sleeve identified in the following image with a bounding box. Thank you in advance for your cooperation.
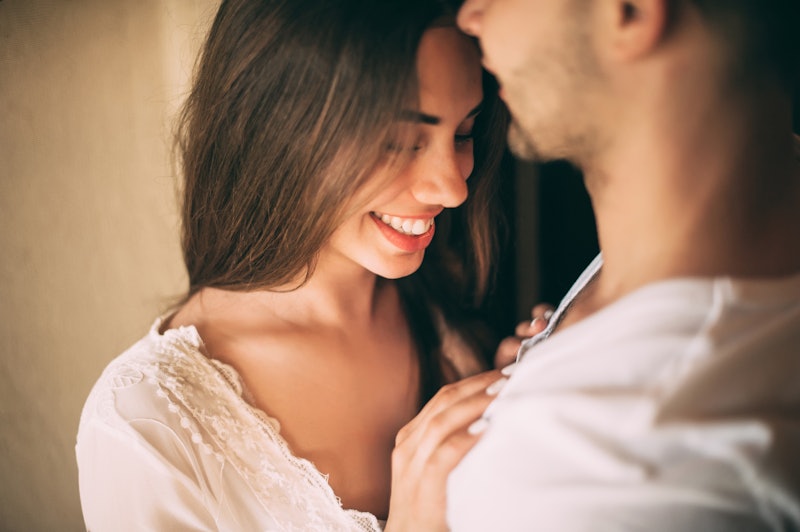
[78,325,386,531]
[77,417,217,531]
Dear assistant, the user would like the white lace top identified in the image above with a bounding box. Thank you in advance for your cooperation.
[76,319,385,531]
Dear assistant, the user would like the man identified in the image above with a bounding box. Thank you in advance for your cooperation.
[449,0,800,530]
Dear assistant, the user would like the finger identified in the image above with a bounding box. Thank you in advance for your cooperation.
[387,376,507,531]
[413,420,489,494]
[514,317,546,338]
[399,370,501,442]
[411,374,505,452]
[396,370,502,447]
[531,303,555,320]
[419,369,502,418]
[514,320,532,337]
[396,369,502,452]
[494,336,521,369]
[387,415,492,531]
[405,381,501,472]
[528,317,548,335]
[431,418,489,470]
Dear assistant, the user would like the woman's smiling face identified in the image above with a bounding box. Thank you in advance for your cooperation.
[319,25,484,280]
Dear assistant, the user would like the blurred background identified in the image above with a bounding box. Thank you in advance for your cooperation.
[1,1,215,529]
[0,1,601,529]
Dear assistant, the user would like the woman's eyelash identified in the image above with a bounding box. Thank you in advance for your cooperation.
[386,132,474,151]
[385,141,422,152]
[455,132,475,143]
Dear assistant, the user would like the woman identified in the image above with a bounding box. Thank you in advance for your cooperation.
[77,0,508,529]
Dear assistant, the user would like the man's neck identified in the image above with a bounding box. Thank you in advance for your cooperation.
[582,87,800,310]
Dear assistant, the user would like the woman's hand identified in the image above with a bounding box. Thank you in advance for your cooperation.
[493,303,554,370]
[384,369,506,532]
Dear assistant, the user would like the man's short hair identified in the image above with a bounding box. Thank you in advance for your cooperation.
[689,0,799,88]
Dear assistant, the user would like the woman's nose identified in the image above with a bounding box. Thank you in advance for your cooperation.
[411,148,471,208]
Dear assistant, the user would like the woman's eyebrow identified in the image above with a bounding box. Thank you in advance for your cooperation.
[399,102,484,125]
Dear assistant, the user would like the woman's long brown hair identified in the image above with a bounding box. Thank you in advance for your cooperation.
[176,0,508,402]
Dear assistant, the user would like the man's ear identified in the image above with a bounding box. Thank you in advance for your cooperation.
[604,0,669,61]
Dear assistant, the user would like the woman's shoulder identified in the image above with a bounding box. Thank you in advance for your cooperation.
[76,317,287,486]
[75,318,381,531]
[78,318,254,434]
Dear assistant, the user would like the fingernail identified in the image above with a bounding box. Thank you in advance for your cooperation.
[486,377,508,396]
[543,309,554,321]
[501,363,517,376]
[468,417,490,435]
[530,317,542,329]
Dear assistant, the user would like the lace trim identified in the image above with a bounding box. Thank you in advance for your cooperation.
[101,319,382,531]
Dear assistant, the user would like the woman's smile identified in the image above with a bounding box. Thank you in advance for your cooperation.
[370,211,436,252]
[371,211,435,236]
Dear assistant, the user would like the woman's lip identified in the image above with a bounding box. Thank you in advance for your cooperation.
[372,210,443,219]
[370,213,436,253]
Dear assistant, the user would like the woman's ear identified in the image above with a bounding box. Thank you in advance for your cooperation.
[605,0,669,62]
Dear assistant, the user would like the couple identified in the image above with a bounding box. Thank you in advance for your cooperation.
[77,0,800,530]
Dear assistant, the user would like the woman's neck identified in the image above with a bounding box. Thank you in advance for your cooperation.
[171,259,390,339]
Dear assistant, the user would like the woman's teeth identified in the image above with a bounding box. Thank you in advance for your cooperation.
[375,213,434,236]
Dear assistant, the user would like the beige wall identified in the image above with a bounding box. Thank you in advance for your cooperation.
[0,1,216,529]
